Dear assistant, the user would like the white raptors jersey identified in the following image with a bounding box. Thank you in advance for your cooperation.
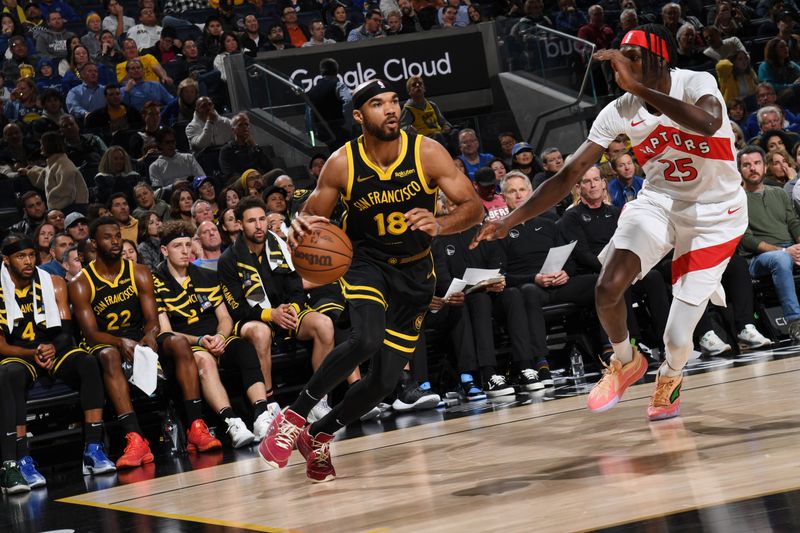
[588,69,741,204]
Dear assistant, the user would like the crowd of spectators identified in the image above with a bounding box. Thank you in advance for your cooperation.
[5,0,800,481]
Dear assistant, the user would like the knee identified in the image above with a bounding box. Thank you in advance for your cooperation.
[76,353,101,379]
[97,348,122,370]
[348,325,383,355]
[595,274,626,306]
[165,336,194,362]
[772,250,794,271]
[244,321,272,346]
[312,315,335,346]
[4,362,27,383]
[663,323,693,353]
[194,352,216,374]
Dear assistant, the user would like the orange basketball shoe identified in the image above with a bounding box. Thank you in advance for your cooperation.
[116,432,154,469]
[646,373,682,421]
[296,427,336,483]
[586,347,647,413]
[186,419,222,453]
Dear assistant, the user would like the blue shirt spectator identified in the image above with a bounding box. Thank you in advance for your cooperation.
[65,64,107,119]
[38,0,79,23]
[120,58,174,111]
[607,175,644,209]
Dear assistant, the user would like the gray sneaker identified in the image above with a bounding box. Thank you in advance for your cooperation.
[789,319,800,342]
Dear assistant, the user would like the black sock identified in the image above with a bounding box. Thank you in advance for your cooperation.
[289,389,320,419]
[218,407,235,421]
[309,417,342,437]
[1,431,15,462]
[185,399,203,423]
[253,399,268,419]
[16,435,28,458]
[535,359,549,370]
[117,412,141,435]
[85,422,104,446]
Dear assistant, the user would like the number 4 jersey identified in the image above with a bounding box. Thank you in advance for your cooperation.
[588,69,741,204]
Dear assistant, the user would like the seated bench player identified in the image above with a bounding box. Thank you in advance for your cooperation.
[69,217,222,469]
[153,220,277,446]
[0,235,116,489]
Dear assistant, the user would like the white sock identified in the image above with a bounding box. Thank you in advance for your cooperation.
[659,360,683,378]
[612,335,633,365]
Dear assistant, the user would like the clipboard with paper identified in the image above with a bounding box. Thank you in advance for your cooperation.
[432,269,504,313]
[539,241,577,274]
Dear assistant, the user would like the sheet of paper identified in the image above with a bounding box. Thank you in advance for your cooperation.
[431,279,468,314]
[131,345,158,396]
[461,268,501,286]
[539,241,577,274]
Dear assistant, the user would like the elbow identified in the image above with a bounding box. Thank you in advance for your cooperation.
[469,198,485,225]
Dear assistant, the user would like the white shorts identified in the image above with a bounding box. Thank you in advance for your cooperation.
[598,187,748,306]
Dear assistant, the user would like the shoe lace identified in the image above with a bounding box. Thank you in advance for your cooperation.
[274,419,302,450]
[489,375,506,386]
[521,368,539,380]
[595,358,621,390]
[311,438,331,467]
[650,377,676,407]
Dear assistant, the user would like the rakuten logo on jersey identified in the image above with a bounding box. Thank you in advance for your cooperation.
[633,125,733,165]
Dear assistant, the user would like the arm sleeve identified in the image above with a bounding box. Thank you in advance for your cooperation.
[785,192,800,241]
[217,252,265,323]
[190,155,206,177]
[65,87,87,117]
[148,160,163,187]
[683,70,722,104]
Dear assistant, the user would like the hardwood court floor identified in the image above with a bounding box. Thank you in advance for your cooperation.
[58,353,800,533]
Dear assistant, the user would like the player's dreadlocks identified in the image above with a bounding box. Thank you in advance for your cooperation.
[622,23,678,80]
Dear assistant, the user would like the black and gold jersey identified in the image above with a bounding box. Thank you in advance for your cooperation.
[152,263,222,337]
[81,259,144,339]
[0,281,50,349]
[340,130,438,258]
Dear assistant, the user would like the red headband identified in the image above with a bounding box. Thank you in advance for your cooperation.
[621,30,670,62]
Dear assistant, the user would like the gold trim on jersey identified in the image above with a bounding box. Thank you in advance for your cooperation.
[356,130,409,182]
[382,339,415,353]
[413,134,438,195]
[1,357,37,380]
[385,328,419,342]
[343,142,356,202]
[89,260,127,288]
[52,348,84,374]
[339,278,388,309]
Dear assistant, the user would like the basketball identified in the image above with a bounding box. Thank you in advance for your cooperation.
[291,222,353,284]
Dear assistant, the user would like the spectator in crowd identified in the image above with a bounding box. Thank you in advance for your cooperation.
[716,50,758,103]
[3,35,37,85]
[132,181,170,220]
[193,175,219,219]
[142,26,180,65]
[510,141,543,181]
[218,206,240,246]
[511,0,553,46]
[497,131,517,168]
[437,0,469,27]
[281,5,309,47]
[38,0,79,23]
[436,4,460,28]
[398,0,423,32]
[739,145,800,340]
[23,3,44,34]
[34,88,67,134]
[35,11,74,61]
[22,131,88,213]
[10,191,46,237]
[34,57,61,93]
[606,152,645,209]
[262,185,288,219]
[4,77,43,126]
[126,6,161,51]
[467,3,482,24]
[193,220,223,270]
[675,23,713,69]
[610,8,638,49]
[578,5,614,50]
[744,83,800,140]
[170,187,194,223]
[109,192,138,243]
[703,25,745,61]
[759,37,800,104]
[458,128,495,179]
[102,0,134,38]
[489,157,507,183]
[765,148,797,188]
[750,106,800,147]
[219,185,241,212]
[262,24,293,52]
[59,114,107,167]
[532,147,564,189]
[213,32,243,82]
[348,9,386,41]
[60,244,83,280]
[554,0,587,35]
[325,3,354,42]
[81,12,104,60]
[33,221,56,264]
[96,30,125,70]
[136,210,161,269]
[241,14,267,56]
[661,2,703,38]
[40,231,75,275]
[186,96,233,152]
[0,122,40,171]
[173,39,220,97]
[304,19,336,45]
[401,75,452,148]
[121,58,175,111]
[200,14,225,57]
[307,58,352,150]
[62,45,111,93]
[219,113,273,179]
[384,10,413,36]
[85,84,144,136]
[95,145,141,203]
[65,63,106,120]
[116,38,172,85]
[162,78,200,125]
[46,208,65,232]
[776,10,800,61]
[150,128,206,189]
[474,166,508,221]
[64,211,89,241]
[760,128,799,154]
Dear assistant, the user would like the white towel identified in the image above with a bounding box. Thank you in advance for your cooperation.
[0,265,61,333]
[268,230,295,272]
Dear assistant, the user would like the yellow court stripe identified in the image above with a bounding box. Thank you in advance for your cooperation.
[383,338,415,353]
[56,496,304,533]
[385,329,419,342]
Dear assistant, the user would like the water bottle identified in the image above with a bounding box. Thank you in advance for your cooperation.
[570,347,586,391]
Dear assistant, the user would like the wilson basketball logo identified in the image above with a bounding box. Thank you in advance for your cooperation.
[293,250,333,267]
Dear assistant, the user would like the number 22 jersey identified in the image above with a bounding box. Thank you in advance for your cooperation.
[588,68,741,204]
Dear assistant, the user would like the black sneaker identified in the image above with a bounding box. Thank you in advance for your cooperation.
[536,367,554,387]
[485,374,515,397]
[459,373,487,401]
[515,368,544,391]
[392,382,441,412]
[790,319,800,343]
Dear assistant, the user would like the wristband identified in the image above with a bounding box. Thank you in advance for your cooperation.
[196,335,206,347]
[260,308,273,322]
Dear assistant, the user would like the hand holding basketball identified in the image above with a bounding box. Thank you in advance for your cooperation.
[288,213,330,250]
[291,220,353,285]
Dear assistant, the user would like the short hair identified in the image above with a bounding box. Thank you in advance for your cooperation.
[191,199,211,217]
[756,81,775,94]
[309,19,324,31]
[610,151,634,170]
[367,8,382,19]
[142,100,161,114]
[60,244,78,264]
[309,153,327,168]
[757,105,783,126]
[737,145,766,169]
[405,75,423,94]
[20,190,43,207]
[497,132,516,141]
[78,61,98,74]
[133,181,153,193]
[234,196,267,221]
[40,131,66,157]
[49,232,73,251]
[159,219,195,244]
[540,147,561,162]
[125,58,143,71]
[319,57,338,76]
[500,170,532,194]
[104,83,121,96]
[155,127,176,145]
[107,192,128,209]
[89,216,121,239]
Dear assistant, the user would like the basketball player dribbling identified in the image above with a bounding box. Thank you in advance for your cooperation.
[258,79,483,482]
[474,24,747,421]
